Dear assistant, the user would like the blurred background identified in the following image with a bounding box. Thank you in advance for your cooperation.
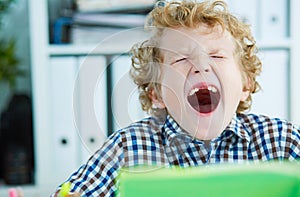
[0,0,299,196]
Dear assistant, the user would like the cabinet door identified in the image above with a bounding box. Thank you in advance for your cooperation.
[49,57,81,182]
[260,0,289,40]
[224,0,258,37]
[250,50,289,119]
[76,56,108,163]
[111,55,148,131]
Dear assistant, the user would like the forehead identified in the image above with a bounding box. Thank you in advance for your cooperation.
[158,25,236,56]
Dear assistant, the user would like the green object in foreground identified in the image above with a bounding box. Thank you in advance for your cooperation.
[117,162,300,197]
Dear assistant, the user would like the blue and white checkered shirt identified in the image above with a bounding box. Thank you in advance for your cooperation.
[52,113,300,197]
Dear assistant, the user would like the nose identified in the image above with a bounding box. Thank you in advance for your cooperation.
[191,64,210,74]
[189,52,211,74]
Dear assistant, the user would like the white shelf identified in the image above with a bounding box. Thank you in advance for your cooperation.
[48,29,149,56]
[257,39,291,50]
[48,39,292,56]
[48,44,129,56]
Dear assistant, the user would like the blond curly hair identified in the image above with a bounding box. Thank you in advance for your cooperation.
[130,0,262,116]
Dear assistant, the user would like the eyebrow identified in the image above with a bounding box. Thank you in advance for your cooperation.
[208,48,226,55]
[162,46,229,61]
[161,48,190,59]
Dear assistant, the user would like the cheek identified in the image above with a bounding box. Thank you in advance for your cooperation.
[161,82,185,120]
[160,64,189,91]
[161,74,183,105]
[161,84,180,108]
[160,66,188,113]
[218,66,244,99]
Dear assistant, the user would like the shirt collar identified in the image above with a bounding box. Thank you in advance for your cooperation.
[224,113,251,142]
[162,114,251,143]
[162,115,197,144]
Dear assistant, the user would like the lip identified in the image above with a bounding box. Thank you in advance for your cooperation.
[186,82,221,116]
[189,82,219,94]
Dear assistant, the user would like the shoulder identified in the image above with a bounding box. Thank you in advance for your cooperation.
[236,113,300,132]
[103,116,166,166]
[237,113,284,124]
[237,113,300,159]
[116,116,164,136]
[237,113,300,145]
[93,116,164,157]
[105,116,164,146]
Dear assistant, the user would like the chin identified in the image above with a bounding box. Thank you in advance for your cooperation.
[188,106,228,140]
[192,124,223,140]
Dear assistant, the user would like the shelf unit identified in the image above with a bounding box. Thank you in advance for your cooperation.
[0,0,297,196]
[27,0,150,195]
[47,40,293,56]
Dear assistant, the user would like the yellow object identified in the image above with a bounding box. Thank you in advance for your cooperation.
[59,182,71,197]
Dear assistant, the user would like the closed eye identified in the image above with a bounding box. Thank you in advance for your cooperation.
[171,58,187,65]
[211,55,224,59]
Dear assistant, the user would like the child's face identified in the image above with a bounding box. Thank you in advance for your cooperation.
[157,25,249,140]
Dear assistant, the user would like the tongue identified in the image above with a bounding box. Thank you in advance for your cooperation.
[187,89,220,113]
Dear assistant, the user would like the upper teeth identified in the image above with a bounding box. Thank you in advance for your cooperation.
[189,88,199,96]
[208,86,217,93]
[189,86,217,96]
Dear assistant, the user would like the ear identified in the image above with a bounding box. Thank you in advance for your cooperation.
[240,88,250,102]
[149,88,166,109]
[240,76,251,102]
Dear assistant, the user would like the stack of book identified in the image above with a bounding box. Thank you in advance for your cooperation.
[51,1,156,46]
[52,13,150,45]
[71,13,149,45]
[76,0,155,12]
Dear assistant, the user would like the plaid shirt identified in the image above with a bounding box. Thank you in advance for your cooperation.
[52,113,300,197]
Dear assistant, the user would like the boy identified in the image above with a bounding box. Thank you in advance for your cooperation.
[52,0,300,196]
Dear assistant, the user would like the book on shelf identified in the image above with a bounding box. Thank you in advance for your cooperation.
[70,25,149,50]
[70,12,149,46]
[76,0,156,12]
[53,3,152,45]
[72,13,147,28]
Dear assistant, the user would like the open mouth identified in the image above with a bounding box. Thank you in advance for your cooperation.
[187,84,221,114]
